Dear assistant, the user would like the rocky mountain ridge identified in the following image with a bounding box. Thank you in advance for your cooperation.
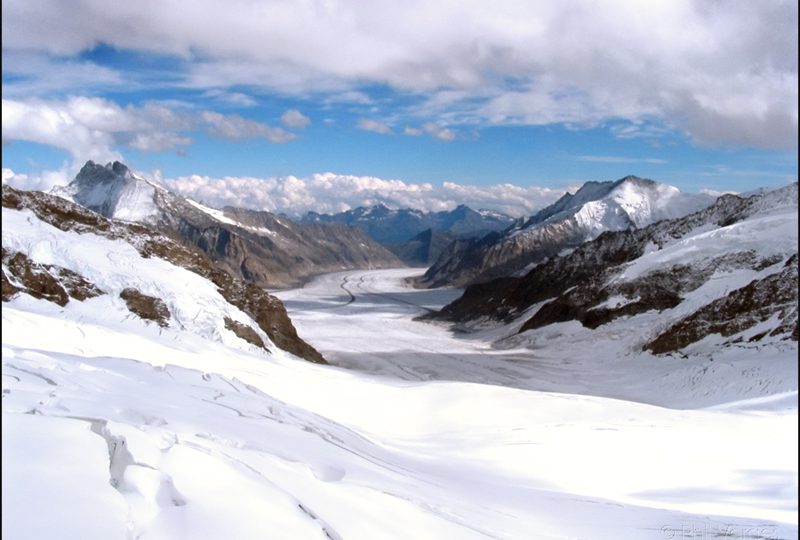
[55,161,402,288]
[417,176,715,288]
[427,183,798,354]
[302,203,515,245]
[2,184,324,363]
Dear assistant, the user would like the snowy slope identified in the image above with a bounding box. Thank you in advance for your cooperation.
[434,183,798,352]
[4,278,797,539]
[3,181,797,539]
[51,160,402,288]
[420,176,714,288]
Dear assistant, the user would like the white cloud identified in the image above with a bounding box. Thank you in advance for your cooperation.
[357,118,393,135]
[161,171,567,217]
[1,97,296,165]
[2,166,71,192]
[404,127,423,136]
[281,109,311,129]
[2,97,124,164]
[422,123,456,141]
[128,132,193,153]
[202,90,258,108]
[200,111,294,142]
[3,0,794,149]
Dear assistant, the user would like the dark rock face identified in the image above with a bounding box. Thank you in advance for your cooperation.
[2,185,325,364]
[119,288,171,327]
[428,183,798,353]
[2,248,104,306]
[224,317,268,350]
[58,161,402,289]
[647,255,798,353]
[383,229,460,266]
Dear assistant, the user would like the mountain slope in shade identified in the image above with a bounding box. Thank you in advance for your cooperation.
[418,176,715,288]
[2,184,324,363]
[428,183,798,354]
[302,203,515,245]
[55,161,402,288]
[383,229,460,266]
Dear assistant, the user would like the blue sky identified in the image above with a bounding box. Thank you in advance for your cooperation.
[2,0,797,215]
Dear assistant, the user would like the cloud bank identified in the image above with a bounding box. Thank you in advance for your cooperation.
[2,164,568,217]
[1,97,304,164]
[161,171,568,217]
[3,0,796,149]
[3,162,575,217]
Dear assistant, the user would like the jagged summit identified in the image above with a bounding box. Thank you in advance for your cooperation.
[418,175,713,288]
[54,160,162,222]
[428,182,798,354]
[51,160,400,288]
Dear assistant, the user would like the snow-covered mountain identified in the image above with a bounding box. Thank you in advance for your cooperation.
[429,183,798,355]
[418,176,715,288]
[302,203,515,245]
[3,181,797,539]
[2,184,324,363]
[54,161,402,288]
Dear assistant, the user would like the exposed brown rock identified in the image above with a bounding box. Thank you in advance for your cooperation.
[647,255,798,354]
[119,288,171,327]
[140,237,326,363]
[2,248,104,306]
[2,185,325,364]
[430,184,798,327]
[224,317,268,351]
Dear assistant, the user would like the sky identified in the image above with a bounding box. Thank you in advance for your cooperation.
[1,0,798,216]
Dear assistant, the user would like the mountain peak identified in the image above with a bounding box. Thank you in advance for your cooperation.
[59,160,158,222]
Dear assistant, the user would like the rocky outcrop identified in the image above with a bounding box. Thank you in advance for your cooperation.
[119,288,171,327]
[646,255,798,353]
[427,183,798,353]
[224,317,268,350]
[2,184,325,364]
[2,248,104,306]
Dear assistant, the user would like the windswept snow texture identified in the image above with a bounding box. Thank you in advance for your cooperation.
[3,201,797,537]
[3,280,798,539]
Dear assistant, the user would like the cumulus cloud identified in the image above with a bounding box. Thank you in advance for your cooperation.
[281,109,311,129]
[403,127,423,136]
[2,0,795,149]
[422,123,456,141]
[200,111,294,142]
[357,118,393,135]
[1,97,296,164]
[161,171,566,217]
[129,132,193,153]
[2,167,71,192]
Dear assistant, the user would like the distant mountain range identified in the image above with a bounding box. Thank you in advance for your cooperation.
[426,182,798,354]
[302,204,514,244]
[54,161,401,288]
[417,176,716,288]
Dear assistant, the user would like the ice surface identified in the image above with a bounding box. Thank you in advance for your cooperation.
[3,187,797,539]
